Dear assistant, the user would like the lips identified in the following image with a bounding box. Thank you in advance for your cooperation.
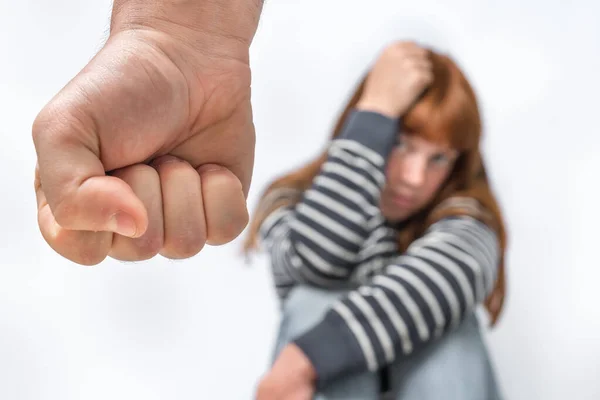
[390,193,413,207]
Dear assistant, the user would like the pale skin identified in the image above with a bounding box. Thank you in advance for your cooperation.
[32,0,264,265]
[256,41,459,400]
[380,134,458,222]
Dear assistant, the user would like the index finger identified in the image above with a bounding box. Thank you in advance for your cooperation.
[34,162,113,265]
[32,88,148,239]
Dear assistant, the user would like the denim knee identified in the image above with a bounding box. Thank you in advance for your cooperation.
[390,313,502,400]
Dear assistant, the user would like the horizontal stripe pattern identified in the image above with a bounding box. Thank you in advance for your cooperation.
[258,110,500,382]
[259,139,390,293]
[329,216,499,372]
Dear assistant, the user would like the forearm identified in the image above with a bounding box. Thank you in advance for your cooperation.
[259,110,399,296]
[286,109,400,273]
[293,216,500,386]
[110,0,263,57]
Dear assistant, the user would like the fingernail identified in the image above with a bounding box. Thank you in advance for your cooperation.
[109,212,138,238]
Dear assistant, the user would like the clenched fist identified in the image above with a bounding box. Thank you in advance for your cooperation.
[32,0,263,265]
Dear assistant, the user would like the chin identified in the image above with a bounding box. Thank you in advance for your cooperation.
[385,213,411,223]
[380,205,412,223]
[380,195,417,222]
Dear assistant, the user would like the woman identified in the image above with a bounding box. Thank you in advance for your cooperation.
[245,41,507,400]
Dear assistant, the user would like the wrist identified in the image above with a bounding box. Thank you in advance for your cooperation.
[111,0,263,60]
[284,344,317,382]
[355,98,399,119]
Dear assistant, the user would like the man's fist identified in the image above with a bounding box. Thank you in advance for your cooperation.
[33,15,257,265]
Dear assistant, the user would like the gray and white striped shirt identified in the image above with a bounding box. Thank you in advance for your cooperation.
[258,110,500,385]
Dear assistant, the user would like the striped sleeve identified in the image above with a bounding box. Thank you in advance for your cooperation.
[258,110,399,299]
[293,215,501,386]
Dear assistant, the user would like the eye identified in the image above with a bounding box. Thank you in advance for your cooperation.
[395,135,411,150]
[430,153,450,166]
[394,138,407,152]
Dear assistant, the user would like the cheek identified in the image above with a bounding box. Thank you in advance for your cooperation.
[421,168,452,200]
[385,152,402,181]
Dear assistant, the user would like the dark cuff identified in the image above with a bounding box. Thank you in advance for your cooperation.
[293,310,368,388]
[338,109,399,160]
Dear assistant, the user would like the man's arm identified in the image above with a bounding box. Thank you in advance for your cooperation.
[32,0,265,265]
[110,0,264,57]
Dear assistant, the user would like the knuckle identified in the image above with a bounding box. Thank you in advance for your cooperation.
[202,171,248,245]
[208,213,248,246]
[53,231,111,266]
[110,231,164,262]
[31,111,48,145]
[176,241,206,259]
[52,200,77,229]
[32,95,95,151]
[31,102,58,142]
[163,233,206,259]
[137,234,164,258]
[32,102,72,145]
[132,235,164,260]
[76,249,108,266]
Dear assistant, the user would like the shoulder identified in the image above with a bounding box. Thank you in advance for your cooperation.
[255,187,303,219]
[254,187,303,241]
[427,213,496,238]
[431,196,491,218]
[427,196,497,233]
[422,214,500,264]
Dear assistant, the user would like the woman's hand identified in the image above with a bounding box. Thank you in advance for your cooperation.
[255,344,316,400]
[356,41,433,118]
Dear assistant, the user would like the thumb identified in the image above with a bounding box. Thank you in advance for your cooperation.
[33,103,148,238]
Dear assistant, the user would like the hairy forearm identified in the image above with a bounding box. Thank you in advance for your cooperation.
[110,0,263,46]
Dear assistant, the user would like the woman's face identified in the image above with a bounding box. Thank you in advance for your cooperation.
[380,133,458,222]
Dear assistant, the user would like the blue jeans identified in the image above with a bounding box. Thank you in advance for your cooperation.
[272,286,503,400]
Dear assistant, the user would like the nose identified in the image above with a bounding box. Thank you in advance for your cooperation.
[400,155,427,189]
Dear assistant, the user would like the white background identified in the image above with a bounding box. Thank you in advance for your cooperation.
[1,0,599,399]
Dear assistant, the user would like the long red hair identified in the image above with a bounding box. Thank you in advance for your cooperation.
[243,48,508,326]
